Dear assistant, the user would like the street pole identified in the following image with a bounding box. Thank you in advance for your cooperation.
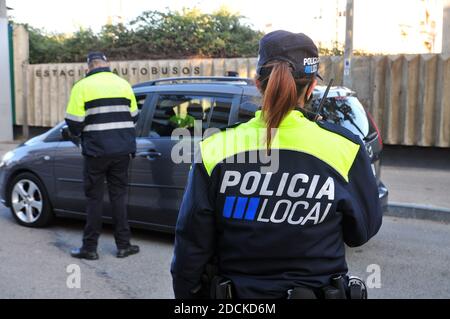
[443,0,450,54]
[343,0,354,88]
[0,0,14,141]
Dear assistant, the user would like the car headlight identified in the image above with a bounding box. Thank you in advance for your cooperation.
[0,151,15,168]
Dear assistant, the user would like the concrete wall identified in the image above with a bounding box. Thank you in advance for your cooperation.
[322,54,450,147]
[13,54,450,147]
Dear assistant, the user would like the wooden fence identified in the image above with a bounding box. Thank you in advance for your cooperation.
[12,50,450,147]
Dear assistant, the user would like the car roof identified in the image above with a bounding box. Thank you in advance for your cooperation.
[132,76,355,100]
[133,76,257,96]
[313,85,356,98]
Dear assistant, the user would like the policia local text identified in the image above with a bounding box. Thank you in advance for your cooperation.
[221,170,335,226]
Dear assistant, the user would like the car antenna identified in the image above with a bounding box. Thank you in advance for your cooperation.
[314,78,334,121]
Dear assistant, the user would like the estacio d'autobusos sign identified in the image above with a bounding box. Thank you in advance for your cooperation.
[35,66,202,78]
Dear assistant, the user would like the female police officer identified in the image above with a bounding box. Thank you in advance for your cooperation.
[171,30,382,299]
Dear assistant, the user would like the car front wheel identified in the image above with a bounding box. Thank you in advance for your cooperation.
[9,173,53,227]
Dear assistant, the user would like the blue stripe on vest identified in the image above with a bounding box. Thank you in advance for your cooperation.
[223,196,236,218]
[245,198,260,220]
[233,197,248,219]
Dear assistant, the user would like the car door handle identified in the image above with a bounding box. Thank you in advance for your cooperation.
[136,150,162,160]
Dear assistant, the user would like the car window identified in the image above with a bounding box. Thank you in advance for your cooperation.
[239,94,261,123]
[136,94,149,110]
[134,93,154,137]
[207,97,233,129]
[143,94,233,138]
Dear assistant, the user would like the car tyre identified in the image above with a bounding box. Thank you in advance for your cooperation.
[8,172,53,227]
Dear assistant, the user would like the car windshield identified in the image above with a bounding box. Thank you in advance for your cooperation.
[304,96,370,140]
[240,93,370,141]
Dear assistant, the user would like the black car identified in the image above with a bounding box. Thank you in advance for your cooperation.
[0,76,388,232]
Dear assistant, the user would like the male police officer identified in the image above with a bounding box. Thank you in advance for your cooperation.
[66,52,139,260]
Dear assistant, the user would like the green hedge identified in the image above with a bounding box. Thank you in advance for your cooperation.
[25,8,264,64]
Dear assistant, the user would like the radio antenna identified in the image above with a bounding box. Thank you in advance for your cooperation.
[314,78,334,121]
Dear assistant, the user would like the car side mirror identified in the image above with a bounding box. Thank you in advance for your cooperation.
[61,125,71,140]
[61,125,80,146]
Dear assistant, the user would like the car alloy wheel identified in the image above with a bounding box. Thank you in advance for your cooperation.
[11,179,44,224]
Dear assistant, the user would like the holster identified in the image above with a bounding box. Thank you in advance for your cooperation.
[210,276,233,299]
[323,275,348,299]
[191,261,234,299]
[287,287,318,299]
[190,262,219,299]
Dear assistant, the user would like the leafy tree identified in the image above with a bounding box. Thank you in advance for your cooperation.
[23,8,263,64]
[27,26,65,63]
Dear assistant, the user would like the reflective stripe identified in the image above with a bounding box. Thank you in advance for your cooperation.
[83,121,135,132]
[65,113,85,122]
[131,109,139,117]
[84,97,131,110]
[86,105,130,116]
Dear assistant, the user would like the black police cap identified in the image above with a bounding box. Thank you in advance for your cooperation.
[257,30,322,80]
[87,52,108,64]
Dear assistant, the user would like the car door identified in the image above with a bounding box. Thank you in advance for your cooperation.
[127,92,236,229]
[52,94,150,216]
[52,138,85,214]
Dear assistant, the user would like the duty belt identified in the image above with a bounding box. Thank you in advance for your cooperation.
[287,275,368,299]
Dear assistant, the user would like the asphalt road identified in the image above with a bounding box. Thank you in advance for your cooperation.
[0,205,449,299]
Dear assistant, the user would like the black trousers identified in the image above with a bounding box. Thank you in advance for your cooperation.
[82,155,131,251]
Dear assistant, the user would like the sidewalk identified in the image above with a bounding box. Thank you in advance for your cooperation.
[0,141,20,155]
[381,146,450,211]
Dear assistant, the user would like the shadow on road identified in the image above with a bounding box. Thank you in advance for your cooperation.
[0,205,174,246]
[382,145,450,170]
[53,217,175,245]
